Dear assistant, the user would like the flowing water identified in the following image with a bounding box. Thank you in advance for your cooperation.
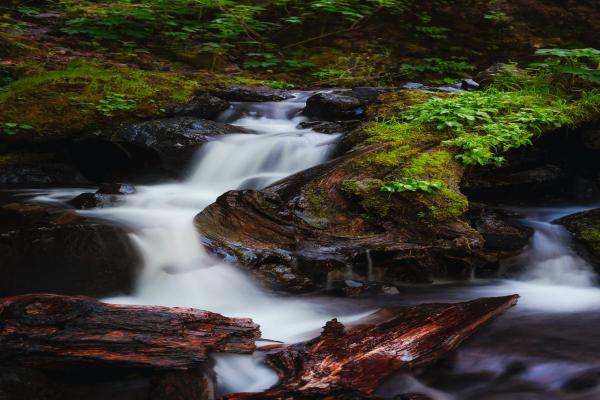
[15,94,600,398]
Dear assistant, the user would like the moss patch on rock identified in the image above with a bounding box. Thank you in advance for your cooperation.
[0,62,203,139]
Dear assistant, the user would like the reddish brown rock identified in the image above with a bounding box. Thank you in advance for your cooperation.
[0,294,260,370]
[223,295,518,399]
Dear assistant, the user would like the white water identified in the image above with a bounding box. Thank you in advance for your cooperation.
[53,94,367,393]
[22,93,600,398]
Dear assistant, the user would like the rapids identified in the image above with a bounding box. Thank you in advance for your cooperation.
[22,93,600,399]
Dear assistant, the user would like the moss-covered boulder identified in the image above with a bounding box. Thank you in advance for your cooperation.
[194,90,489,291]
[557,209,600,268]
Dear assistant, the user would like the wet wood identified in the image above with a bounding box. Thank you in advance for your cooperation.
[223,295,518,399]
[0,294,260,369]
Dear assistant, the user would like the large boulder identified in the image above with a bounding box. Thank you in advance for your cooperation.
[71,117,247,181]
[167,91,230,119]
[210,85,292,102]
[195,137,488,291]
[0,202,141,297]
[302,92,364,121]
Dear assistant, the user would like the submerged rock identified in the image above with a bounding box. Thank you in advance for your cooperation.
[327,280,400,297]
[0,203,141,297]
[303,92,364,121]
[210,85,292,102]
[297,120,361,134]
[68,183,136,209]
[72,117,247,181]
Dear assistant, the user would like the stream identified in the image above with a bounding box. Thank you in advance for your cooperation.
[14,93,600,399]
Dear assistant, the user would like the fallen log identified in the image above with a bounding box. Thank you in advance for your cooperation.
[0,294,260,369]
[223,295,518,399]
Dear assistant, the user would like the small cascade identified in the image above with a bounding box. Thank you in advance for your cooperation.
[366,249,375,281]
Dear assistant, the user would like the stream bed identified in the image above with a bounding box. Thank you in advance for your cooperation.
[5,94,600,400]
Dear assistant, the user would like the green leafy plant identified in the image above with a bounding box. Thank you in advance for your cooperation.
[381,178,443,193]
[533,48,600,84]
[0,122,33,135]
[96,93,136,116]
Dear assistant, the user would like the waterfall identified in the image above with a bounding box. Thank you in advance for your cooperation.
[67,93,364,393]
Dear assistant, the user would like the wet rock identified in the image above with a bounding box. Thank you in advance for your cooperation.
[0,163,87,185]
[167,91,230,119]
[195,138,488,290]
[557,208,600,268]
[435,85,463,93]
[97,183,136,195]
[394,395,433,400]
[254,263,315,293]
[401,82,429,90]
[461,78,480,91]
[223,295,518,399]
[297,120,361,134]
[0,204,141,297]
[72,117,246,180]
[462,164,569,202]
[210,85,292,102]
[348,87,395,104]
[328,280,400,297]
[467,206,533,251]
[303,92,364,121]
[68,184,135,209]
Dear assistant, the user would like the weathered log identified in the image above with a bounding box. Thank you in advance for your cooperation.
[0,294,260,370]
[223,295,518,399]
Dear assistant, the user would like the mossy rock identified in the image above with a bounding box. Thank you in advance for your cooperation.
[0,62,202,140]
[558,209,600,266]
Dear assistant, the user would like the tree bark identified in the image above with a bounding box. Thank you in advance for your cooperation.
[223,295,518,399]
[0,294,260,370]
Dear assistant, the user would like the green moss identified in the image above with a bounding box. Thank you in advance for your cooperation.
[0,152,54,167]
[0,62,201,138]
[579,227,600,256]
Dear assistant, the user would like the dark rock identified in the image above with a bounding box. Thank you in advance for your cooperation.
[297,120,361,134]
[68,184,135,210]
[0,163,87,185]
[401,82,426,90]
[254,263,315,293]
[72,117,246,180]
[0,204,141,297]
[461,79,480,91]
[67,192,109,209]
[167,91,230,119]
[210,85,292,102]
[348,87,395,104]
[580,124,600,150]
[562,368,600,393]
[195,142,487,290]
[97,183,136,195]
[462,164,569,202]
[327,280,400,297]
[557,208,600,268]
[400,82,435,91]
[467,206,533,251]
[303,92,364,121]
[435,85,463,93]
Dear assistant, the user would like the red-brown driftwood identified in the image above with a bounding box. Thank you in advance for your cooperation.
[0,294,260,369]
[224,295,518,399]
